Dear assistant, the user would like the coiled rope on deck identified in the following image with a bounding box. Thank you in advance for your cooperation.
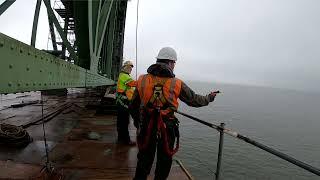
[0,123,32,147]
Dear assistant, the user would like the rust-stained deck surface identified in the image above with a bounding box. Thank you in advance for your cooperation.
[0,90,191,180]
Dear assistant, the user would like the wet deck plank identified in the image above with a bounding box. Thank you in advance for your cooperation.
[0,91,192,180]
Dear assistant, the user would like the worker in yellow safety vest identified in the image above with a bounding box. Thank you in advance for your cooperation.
[116,60,136,145]
[130,47,220,180]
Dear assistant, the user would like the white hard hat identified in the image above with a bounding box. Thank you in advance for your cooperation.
[123,60,134,67]
[156,47,177,61]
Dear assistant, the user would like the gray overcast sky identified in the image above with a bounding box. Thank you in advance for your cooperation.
[1,0,320,92]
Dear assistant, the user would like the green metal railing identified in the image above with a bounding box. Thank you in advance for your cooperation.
[176,111,320,180]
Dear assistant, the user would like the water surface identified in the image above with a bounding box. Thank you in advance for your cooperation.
[177,81,320,180]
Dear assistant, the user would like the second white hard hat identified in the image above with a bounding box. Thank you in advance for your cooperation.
[123,60,134,67]
[156,47,177,61]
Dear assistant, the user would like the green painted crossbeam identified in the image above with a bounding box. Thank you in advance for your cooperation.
[0,33,114,94]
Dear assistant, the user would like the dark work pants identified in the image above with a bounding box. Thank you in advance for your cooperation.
[117,104,130,143]
[133,122,176,180]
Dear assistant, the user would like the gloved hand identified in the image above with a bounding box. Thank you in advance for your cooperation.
[208,90,220,102]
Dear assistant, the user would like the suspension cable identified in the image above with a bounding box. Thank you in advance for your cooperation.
[135,0,140,80]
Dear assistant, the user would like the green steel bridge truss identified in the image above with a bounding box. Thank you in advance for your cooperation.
[0,0,128,94]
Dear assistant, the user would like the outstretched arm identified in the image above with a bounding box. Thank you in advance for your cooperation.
[126,80,137,87]
[179,82,217,107]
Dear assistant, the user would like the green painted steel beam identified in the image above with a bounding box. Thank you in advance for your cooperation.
[111,1,128,80]
[46,0,57,51]
[91,0,114,73]
[104,2,118,78]
[73,1,90,68]
[0,0,16,16]
[96,0,114,57]
[94,0,102,57]
[0,33,114,94]
[88,0,100,56]
[88,0,101,72]
[31,0,42,47]
[43,0,77,61]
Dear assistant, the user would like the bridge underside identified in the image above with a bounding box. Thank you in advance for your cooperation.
[0,0,128,94]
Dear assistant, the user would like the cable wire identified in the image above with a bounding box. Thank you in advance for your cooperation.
[135,0,140,80]
[41,93,51,170]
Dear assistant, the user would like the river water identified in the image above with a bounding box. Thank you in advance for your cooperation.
[176,81,320,180]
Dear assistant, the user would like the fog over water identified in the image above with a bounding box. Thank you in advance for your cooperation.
[176,81,320,179]
[0,0,319,92]
[123,0,320,93]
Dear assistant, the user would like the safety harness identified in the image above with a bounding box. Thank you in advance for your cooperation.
[116,72,136,109]
[137,77,180,157]
[116,93,129,109]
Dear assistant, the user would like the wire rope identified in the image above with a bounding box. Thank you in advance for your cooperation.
[135,0,140,80]
[40,93,51,170]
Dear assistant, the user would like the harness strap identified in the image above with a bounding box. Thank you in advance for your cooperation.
[139,75,148,106]
[137,74,180,156]
[168,78,176,104]
[137,110,179,157]
[116,93,128,108]
[158,112,180,157]
[137,109,155,150]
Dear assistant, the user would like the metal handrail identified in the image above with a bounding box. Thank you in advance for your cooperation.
[176,110,320,179]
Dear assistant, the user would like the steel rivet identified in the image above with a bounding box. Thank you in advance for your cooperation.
[0,42,4,47]
[8,83,12,87]
[20,49,23,53]
[40,70,42,73]
[17,83,21,87]
[33,83,36,86]
[9,65,13,69]
[44,83,47,86]
[26,67,30,71]
[26,83,29,86]
[28,52,31,55]
[10,46,14,50]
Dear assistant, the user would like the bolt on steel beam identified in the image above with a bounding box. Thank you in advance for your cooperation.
[0,33,114,94]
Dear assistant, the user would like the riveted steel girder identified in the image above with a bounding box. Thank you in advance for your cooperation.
[104,2,118,78]
[89,0,115,72]
[96,0,115,57]
[31,0,42,47]
[0,33,114,94]
[43,0,77,61]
